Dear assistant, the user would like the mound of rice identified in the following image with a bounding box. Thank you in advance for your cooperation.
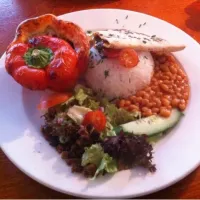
[85,48,154,99]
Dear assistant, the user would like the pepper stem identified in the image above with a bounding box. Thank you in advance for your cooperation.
[24,47,53,69]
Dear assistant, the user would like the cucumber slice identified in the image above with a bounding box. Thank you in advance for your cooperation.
[120,109,183,136]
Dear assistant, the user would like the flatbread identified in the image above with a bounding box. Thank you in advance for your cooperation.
[92,29,185,52]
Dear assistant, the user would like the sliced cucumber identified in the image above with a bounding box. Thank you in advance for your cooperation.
[120,109,183,136]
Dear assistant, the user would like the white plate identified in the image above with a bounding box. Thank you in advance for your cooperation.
[0,9,200,198]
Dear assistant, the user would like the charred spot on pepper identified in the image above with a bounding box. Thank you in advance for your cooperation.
[49,70,57,80]
[29,37,41,46]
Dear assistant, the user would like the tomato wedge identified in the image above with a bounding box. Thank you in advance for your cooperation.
[37,92,72,110]
[119,49,139,68]
[103,48,121,58]
[82,110,106,132]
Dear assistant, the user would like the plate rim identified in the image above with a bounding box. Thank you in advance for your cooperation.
[1,8,200,198]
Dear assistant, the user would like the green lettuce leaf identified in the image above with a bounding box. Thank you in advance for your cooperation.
[74,85,100,110]
[92,153,118,179]
[75,88,88,105]
[74,84,93,96]
[101,121,116,139]
[81,144,104,167]
[101,98,141,126]
[84,99,100,110]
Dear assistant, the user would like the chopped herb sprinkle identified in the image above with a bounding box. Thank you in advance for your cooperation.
[87,30,92,34]
[104,70,109,78]
[143,40,147,44]
[143,22,147,25]
[144,56,148,59]
[125,15,128,19]
[151,35,156,38]
[139,24,142,28]
[116,19,119,24]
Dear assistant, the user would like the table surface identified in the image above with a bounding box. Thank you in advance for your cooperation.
[0,0,200,198]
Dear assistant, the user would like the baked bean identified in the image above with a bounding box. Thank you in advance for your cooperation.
[163,80,171,85]
[183,92,189,99]
[129,95,137,103]
[119,99,125,107]
[175,87,181,93]
[169,65,177,74]
[137,90,146,97]
[177,93,182,98]
[147,102,154,108]
[166,72,172,77]
[125,100,131,106]
[136,97,143,103]
[163,95,172,100]
[128,104,139,111]
[171,98,180,107]
[160,64,169,72]
[179,103,186,111]
[141,99,149,106]
[180,99,185,104]
[152,107,159,113]
[177,75,182,81]
[157,92,163,97]
[160,107,171,117]
[145,109,152,116]
[145,87,151,92]
[167,105,172,110]
[161,98,170,107]
[153,97,162,106]
[150,90,156,96]
[142,107,149,112]
[160,84,169,92]
[143,109,152,117]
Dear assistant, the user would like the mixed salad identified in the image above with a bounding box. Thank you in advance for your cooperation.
[40,84,182,179]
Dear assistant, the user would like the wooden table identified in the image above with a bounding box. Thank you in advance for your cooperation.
[0,0,200,198]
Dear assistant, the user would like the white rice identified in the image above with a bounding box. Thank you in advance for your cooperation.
[85,47,154,99]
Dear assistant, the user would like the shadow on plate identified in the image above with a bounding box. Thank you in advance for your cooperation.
[185,0,200,31]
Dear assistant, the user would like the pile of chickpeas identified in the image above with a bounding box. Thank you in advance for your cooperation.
[118,52,190,118]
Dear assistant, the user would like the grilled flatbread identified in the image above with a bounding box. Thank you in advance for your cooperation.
[92,29,185,52]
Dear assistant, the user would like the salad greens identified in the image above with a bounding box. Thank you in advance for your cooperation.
[100,98,140,126]
[81,144,104,167]
[67,84,140,125]
[81,144,118,179]
[92,153,118,179]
